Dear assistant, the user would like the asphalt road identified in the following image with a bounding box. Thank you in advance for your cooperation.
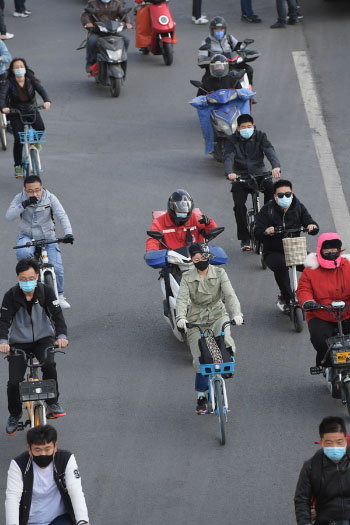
[0,0,349,523]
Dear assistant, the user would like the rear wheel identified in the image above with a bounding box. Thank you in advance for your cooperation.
[34,404,45,426]
[141,47,149,55]
[293,306,304,333]
[162,42,173,66]
[0,114,7,150]
[30,148,40,176]
[110,77,121,98]
[214,380,226,446]
[345,382,350,417]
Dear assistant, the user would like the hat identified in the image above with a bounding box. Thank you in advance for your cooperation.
[189,243,204,257]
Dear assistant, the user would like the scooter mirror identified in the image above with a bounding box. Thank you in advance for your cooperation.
[243,38,254,45]
[190,80,203,88]
[206,227,225,241]
[147,230,164,241]
[199,44,210,51]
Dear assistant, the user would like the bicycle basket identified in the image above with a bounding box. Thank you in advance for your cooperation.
[19,379,57,402]
[198,332,233,365]
[18,129,46,145]
[327,335,350,368]
[200,358,235,376]
[282,236,307,266]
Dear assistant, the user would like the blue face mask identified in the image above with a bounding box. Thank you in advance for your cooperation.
[19,280,37,293]
[239,128,254,140]
[214,31,224,41]
[176,213,188,219]
[101,0,111,3]
[323,446,346,462]
[277,195,293,208]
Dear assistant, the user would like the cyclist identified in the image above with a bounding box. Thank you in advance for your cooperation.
[0,258,69,435]
[297,232,350,367]
[295,416,350,525]
[6,175,74,309]
[0,57,51,178]
[255,179,318,313]
[6,425,90,525]
[175,243,243,414]
[224,113,281,251]
[81,0,132,73]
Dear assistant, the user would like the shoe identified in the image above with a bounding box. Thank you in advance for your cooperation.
[58,295,71,309]
[14,165,23,178]
[196,396,208,415]
[287,18,298,25]
[6,412,22,435]
[240,240,251,252]
[276,296,291,314]
[33,142,42,151]
[46,402,66,418]
[193,16,209,25]
[13,11,29,17]
[241,14,262,23]
[24,10,31,15]
[270,21,286,28]
[192,14,207,21]
[0,32,14,40]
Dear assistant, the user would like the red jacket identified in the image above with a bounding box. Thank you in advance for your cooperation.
[146,211,217,251]
[297,254,350,323]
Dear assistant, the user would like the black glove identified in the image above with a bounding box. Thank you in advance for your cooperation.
[303,301,317,311]
[62,234,74,245]
[198,215,210,226]
[22,196,38,208]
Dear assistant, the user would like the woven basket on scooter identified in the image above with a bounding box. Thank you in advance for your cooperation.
[282,236,307,267]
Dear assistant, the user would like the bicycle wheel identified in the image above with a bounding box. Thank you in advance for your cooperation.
[0,115,7,150]
[44,272,55,294]
[30,148,40,176]
[34,404,45,426]
[293,306,304,333]
[345,382,350,417]
[214,380,226,446]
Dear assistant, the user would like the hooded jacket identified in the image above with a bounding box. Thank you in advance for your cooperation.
[297,233,350,323]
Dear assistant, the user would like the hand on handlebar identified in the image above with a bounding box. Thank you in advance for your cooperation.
[303,300,318,311]
[0,343,10,354]
[177,319,187,333]
[227,173,237,182]
[125,22,132,29]
[43,102,51,111]
[233,315,244,326]
[62,234,74,245]
[55,338,68,349]
[1,107,10,114]
[265,226,275,236]
[307,224,318,234]
[271,167,281,179]
[85,22,93,28]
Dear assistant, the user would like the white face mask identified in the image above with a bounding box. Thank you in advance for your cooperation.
[13,67,26,77]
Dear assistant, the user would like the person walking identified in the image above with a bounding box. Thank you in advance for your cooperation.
[271,0,298,28]
[13,0,31,17]
[192,0,208,25]
[240,0,261,23]
[0,0,14,39]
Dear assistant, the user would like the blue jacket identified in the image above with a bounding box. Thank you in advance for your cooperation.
[0,40,11,76]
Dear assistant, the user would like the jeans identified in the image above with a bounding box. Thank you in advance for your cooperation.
[8,111,45,166]
[0,0,6,35]
[241,0,255,16]
[14,0,26,13]
[16,234,65,295]
[276,0,297,23]
[49,514,74,525]
[192,0,202,19]
[308,318,350,367]
[195,373,209,392]
[7,337,58,416]
[86,32,130,64]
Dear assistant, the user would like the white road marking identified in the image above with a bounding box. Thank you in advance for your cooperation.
[293,50,350,247]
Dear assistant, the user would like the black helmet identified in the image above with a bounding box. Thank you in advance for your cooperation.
[209,54,229,78]
[209,16,227,37]
[167,190,194,225]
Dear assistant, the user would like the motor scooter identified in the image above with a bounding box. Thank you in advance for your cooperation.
[135,0,176,65]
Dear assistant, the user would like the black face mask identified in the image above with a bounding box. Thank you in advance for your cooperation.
[194,260,209,271]
[32,454,54,468]
[321,250,340,261]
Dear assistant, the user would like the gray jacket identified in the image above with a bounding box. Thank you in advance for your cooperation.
[198,34,238,64]
[5,188,73,240]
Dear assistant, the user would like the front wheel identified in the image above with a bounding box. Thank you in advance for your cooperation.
[30,148,40,176]
[0,114,7,150]
[44,272,56,295]
[293,306,304,333]
[34,404,45,426]
[110,77,121,98]
[214,380,226,446]
[345,382,350,417]
[162,42,173,66]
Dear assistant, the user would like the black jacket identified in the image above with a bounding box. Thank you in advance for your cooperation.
[201,74,242,94]
[294,448,350,524]
[0,283,67,343]
[223,129,280,176]
[0,76,50,113]
[254,196,318,254]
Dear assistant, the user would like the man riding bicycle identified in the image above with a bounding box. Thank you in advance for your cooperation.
[224,114,281,251]
[0,258,68,435]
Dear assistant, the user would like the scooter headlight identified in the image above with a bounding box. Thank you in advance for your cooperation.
[107,49,123,60]
[159,15,169,25]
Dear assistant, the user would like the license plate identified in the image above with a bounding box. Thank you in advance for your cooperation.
[336,351,350,363]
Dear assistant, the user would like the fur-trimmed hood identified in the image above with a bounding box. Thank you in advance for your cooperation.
[304,252,350,270]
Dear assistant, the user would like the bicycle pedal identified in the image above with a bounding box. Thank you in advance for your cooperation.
[16,422,25,431]
[310,366,323,375]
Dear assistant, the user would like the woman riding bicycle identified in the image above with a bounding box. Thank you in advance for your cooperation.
[297,233,350,367]
[0,57,51,178]
[176,242,243,414]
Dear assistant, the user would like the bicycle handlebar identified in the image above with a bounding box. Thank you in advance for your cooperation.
[235,171,272,182]
[305,302,350,314]
[5,345,65,367]
[13,237,66,249]
[187,319,243,333]
[9,105,44,125]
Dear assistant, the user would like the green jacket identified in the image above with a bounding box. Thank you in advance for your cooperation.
[176,265,242,325]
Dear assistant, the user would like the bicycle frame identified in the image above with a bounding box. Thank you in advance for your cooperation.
[10,106,45,177]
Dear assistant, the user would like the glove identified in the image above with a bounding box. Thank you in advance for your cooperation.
[198,215,210,226]
[303,301,317,311]
[233,315,244,326]
[177,319,188,332]
[62,234,74,245]
[22,196,38,208]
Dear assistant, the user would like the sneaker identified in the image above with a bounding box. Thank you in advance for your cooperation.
[276,296,291,314]
[240,240,251,251]
[196,396,208,415]
[14,165,23,178]
[58,295,71,309]
[287,18,298,25]
[241,14,262,23]
[33,142,41,151]
[46,402,66,418]
[6,413,22,435]
[24,10,31,15]
[13,11,29,17]
[193,16,209,25]
[192,14,207,22]
[270,21,286,28]
[0,32,14,40]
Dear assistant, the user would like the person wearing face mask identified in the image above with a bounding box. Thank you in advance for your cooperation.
[6,175,74,309]
[200,54,242,95]
[224,114,281,251]
[175,243,243,414]
[0,57,51,178]
[254,179,318,312]
[5,425,90,525]
[0,259,69,435]
[297,232,350,368]
[295,416,350,525]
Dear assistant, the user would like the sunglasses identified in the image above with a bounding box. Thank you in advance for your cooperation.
[276,192,292,198]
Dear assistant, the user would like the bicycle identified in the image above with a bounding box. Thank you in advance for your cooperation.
[5,346,64,429]
[187,320,238,446]
[14,237,69,299]
[10,105,45,177]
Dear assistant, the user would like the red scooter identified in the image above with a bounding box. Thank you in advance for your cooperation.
[135,0,176,65]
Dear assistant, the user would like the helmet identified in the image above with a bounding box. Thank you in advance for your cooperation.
[209,16,227,37]
[316,232,342,269]
[167,190,194,225]
[209,54,229,78]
